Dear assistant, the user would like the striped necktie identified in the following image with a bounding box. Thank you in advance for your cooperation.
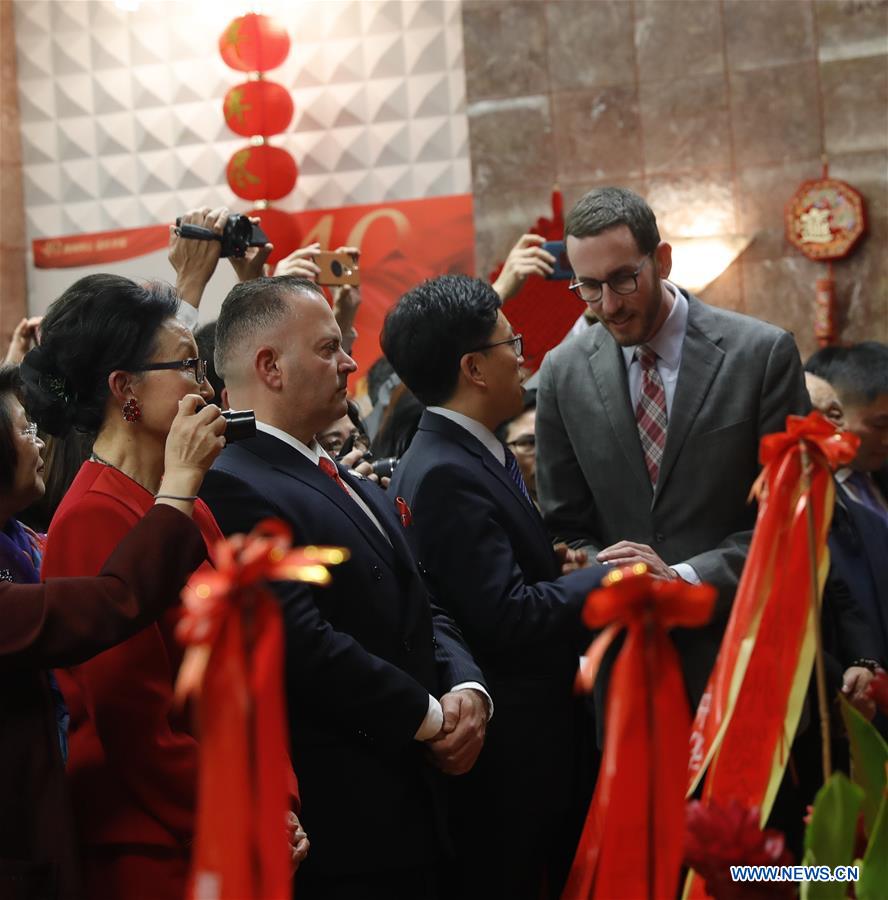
[635,344,668,486]
[503,445,534,506]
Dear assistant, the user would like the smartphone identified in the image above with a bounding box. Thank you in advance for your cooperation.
[541,240,573,280]
[316,251,360,286]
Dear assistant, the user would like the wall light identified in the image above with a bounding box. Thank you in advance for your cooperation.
[668,235,753,293]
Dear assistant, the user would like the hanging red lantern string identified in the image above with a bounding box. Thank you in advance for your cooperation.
[220,12,299,261]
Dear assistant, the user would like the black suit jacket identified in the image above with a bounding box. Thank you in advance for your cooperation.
[830,483,888,667]
[200,431,486,878]
[389,412,607,895]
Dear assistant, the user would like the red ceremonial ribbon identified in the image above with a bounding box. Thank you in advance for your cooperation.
[175,519,347,900]
[685,413,858,897]
[564,565,715,900]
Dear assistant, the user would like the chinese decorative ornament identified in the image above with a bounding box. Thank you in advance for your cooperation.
[785,165,866,347]
[220,13,298,265]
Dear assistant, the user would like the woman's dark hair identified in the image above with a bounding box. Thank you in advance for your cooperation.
[0,365,23,492]
[372,384,423,460]
[21,274,179,437]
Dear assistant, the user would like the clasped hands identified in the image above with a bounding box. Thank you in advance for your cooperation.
[425,689,488,776]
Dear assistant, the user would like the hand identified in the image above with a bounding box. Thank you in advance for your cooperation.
[287,811,310,873]
[338,448,381,485]
[330,247,361,309]
[842,666,876,720]
[228,216,273,282]
[491,234,555,302]
[4,316,42,364]
[169,207,229,308]
[554,542,588,574]
[596,541,676,580]
[426,690,487,775]
[273,242,321,279]
[159,396,227,500]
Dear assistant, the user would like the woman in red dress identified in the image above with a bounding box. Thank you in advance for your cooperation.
[22,274,305,899]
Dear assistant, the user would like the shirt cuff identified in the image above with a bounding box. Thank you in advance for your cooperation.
[451,681,494,720]
[176,302,199,332]
[414,694,443,741]
[671,563,701,585]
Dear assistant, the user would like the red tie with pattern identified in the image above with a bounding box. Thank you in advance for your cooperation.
[635,345,668,486]
[318,456,352,497]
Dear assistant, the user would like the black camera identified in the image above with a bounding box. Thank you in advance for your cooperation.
[221,408,257,442]
[370,456,399,479]
[174,214,269,259]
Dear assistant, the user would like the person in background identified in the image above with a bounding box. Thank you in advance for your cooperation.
[194,321,226,406]
[495,389,538,509]
[23,274,306,899]
[805,347,888,715]
[1,372,224,900]
[806,342,888,516]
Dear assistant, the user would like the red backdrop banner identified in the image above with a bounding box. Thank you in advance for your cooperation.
[30,194,475,387]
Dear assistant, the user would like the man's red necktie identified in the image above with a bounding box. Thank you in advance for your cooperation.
[318,456,352,497]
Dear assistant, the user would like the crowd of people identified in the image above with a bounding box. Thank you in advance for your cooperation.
[1,186,886,900]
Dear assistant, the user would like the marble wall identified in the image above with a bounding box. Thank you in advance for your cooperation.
[463,0,888,358]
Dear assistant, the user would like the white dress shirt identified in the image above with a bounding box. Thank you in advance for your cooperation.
[255,421,491,739]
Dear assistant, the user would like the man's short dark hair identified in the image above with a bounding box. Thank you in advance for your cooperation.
[214,275,323,378]
[565,186,661,255]
[380,274,501,407]
[806,341,888,407]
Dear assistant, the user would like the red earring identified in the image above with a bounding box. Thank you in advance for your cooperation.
[122,398,141,423]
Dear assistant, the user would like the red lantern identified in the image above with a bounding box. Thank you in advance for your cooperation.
[219,14,290,73]
[224,81,294,137]
[226,145,298,202]
[246,207,299,266]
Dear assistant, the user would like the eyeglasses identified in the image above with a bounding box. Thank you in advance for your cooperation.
[20,422,39,443]
[132,357,208,384]
[470,334,524,357]
[568,256,651,304]
[506,434,535,453]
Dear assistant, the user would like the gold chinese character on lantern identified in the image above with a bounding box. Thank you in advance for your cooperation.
[798,207,832,244]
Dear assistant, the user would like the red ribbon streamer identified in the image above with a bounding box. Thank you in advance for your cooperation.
[685,413,859,895]
[175,519,347,900]
[564,567,716,900]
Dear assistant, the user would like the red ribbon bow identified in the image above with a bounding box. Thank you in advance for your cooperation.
[175,519,347,900]
[565,566,715,900]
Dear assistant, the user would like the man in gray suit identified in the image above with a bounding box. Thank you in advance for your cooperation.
[536,186,810,709]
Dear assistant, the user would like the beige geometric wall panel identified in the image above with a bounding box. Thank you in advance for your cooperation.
[14,0,470,248]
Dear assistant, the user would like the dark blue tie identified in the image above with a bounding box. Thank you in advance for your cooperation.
[503,445,534,506]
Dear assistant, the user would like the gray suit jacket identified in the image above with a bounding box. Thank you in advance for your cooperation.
[536,291,810,705]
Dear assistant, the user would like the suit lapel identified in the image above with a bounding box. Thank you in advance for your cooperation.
[587,334,652,497]
[655,296,724,504]
[242,433,399,570]
[420,411,551,544]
